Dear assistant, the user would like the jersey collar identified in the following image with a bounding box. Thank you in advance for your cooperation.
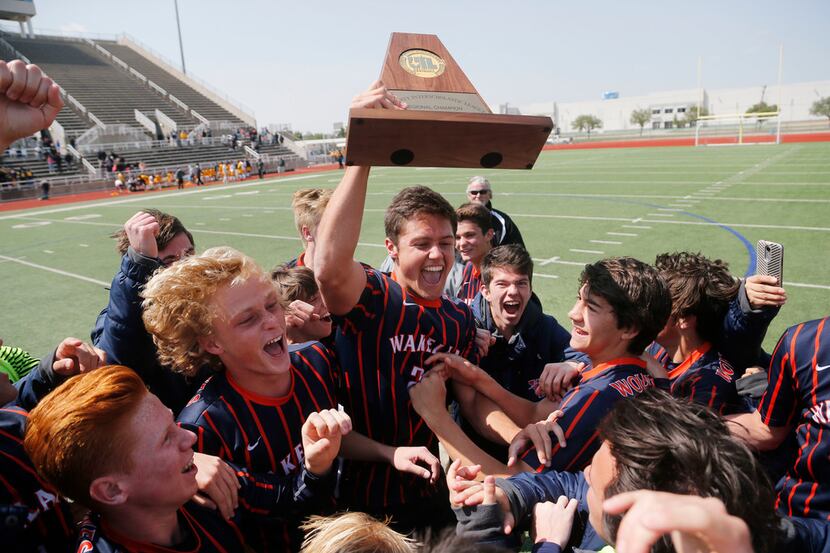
[667,342,713,380]
[390,271,443,308]
[226,369,295,407]
[581,357,646,381]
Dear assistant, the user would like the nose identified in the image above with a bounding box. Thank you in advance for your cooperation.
[428,245,443,259]
[567,301,582,323]
[180,427,197,449]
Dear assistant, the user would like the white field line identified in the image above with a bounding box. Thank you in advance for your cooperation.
[622,225,651,229]
[647,213,675,217]
[0,173,325,221]
[607,232,637,237]
[785,281,830,290]
[570,249,604,254]
[590,240,622,245]
[534,273,559,279]
[0,254,109,286]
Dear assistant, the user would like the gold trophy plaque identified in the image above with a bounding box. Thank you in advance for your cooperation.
[345,33,553,170]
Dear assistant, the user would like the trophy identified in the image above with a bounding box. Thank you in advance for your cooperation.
[345,33,553,170]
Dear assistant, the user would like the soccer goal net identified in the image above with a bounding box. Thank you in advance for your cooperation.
[694,112,781,146]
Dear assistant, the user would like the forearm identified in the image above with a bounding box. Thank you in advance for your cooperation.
[340,431,393,463]
[726,410,788,450]
[475,376,547,428]
[463,390,522,445]
[421,408,517,476]
[316,166,369,264]
[314,166,371,314]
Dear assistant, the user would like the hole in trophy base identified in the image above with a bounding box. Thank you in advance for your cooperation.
[480,152,503,168]
[390,149,415,165]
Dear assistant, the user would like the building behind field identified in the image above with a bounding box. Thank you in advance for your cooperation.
[520,80,830,134]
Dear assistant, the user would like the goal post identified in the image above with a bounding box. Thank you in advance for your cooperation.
[694,111,781,146]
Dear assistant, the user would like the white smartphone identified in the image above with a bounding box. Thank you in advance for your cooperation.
[755,240,784,285]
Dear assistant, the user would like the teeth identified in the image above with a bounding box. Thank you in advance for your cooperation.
[265,336,282,346]
[423,266,443,272]
[182,459,193,473]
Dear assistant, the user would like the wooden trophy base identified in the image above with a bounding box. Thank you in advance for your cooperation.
[345,32,553,170]
[346,109,551,169]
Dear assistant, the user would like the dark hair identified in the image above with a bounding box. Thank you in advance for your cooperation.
[271,265,318,303]
[599,389,780,553]
[580,257,671,355]
[654,252,739,343]
[455,202,493,235]
[481,244,534,286]
[384,186,457,245]
[112,209,193,256]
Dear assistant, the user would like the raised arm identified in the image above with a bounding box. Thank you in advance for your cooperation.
[314,82,406,315]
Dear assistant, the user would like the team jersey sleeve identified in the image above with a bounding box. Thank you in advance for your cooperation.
[520,384,610,472]
[290,342,339,409]
[336,266,387,334]
[758,328,799,428]
[177,398,235,460]
[497,469,588,529]
[230,461,335,518]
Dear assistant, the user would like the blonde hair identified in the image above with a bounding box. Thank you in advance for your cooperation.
[300,512,415,553]
[141,246,271,376]
[292,188,333,243]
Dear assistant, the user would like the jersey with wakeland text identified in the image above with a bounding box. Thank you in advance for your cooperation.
[522,357,655,472]
[177,342,338,552]
[333,266,478,510]
[0,406,74,553]
[647,342,748,415]
[758,317,830,520]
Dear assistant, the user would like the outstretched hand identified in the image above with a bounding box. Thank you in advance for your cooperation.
[0,60,63,150]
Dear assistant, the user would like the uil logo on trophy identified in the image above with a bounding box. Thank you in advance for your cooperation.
[346,33,552,170]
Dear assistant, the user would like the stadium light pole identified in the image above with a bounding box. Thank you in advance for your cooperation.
[174,0,187,75]
[776,44,783,144]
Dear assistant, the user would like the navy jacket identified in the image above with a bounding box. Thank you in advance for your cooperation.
[91,249,211,415]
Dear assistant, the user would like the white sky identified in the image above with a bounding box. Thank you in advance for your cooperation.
[6,0,829,132]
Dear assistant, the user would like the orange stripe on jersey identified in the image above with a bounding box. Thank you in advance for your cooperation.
[241,397,278,472]
[707,385,718,409]
[564,430,600,472]
[564,390,601,436]
[789,323,806,381]
[812,319,826,407]
[202,411,233,460]
[185,508,230,553]
[803,482,819,516]
[581,357,646,381]
[0,471,21,502]
[0,427,22,445]
[0,449,41,479]
[806,427,823,480]
[666,342,712,380]
[292,363,323,412]
[219,397,254,468]
[274,403,298,469]
[763,351,790,426]
[356,332,372,438]
[787,478,802,517]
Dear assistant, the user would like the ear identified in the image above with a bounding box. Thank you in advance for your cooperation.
[485,228,494,242]
[677,315,696,331]
[619,325,639,342]
[89,475,129,506]
[198,334,224,356]
[481,283,492,302]
[385,238,398,261]
[300,225,314,244]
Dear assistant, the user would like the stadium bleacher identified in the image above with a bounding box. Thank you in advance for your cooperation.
[0,31,308,198]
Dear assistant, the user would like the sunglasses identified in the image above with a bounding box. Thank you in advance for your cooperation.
[468,189,491,196]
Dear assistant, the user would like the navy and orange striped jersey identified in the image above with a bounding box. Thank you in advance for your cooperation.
[521,357,655,472]
[0,406,74,553]
[283,251,307,269]
[457,262,481,305]
[177,341,338,552]
[646,342,748,415]
[758,317,830,520]
[333,266,478,511]
[74,503,245,553]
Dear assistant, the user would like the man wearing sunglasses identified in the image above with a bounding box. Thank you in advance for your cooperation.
[466,176,525,249]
